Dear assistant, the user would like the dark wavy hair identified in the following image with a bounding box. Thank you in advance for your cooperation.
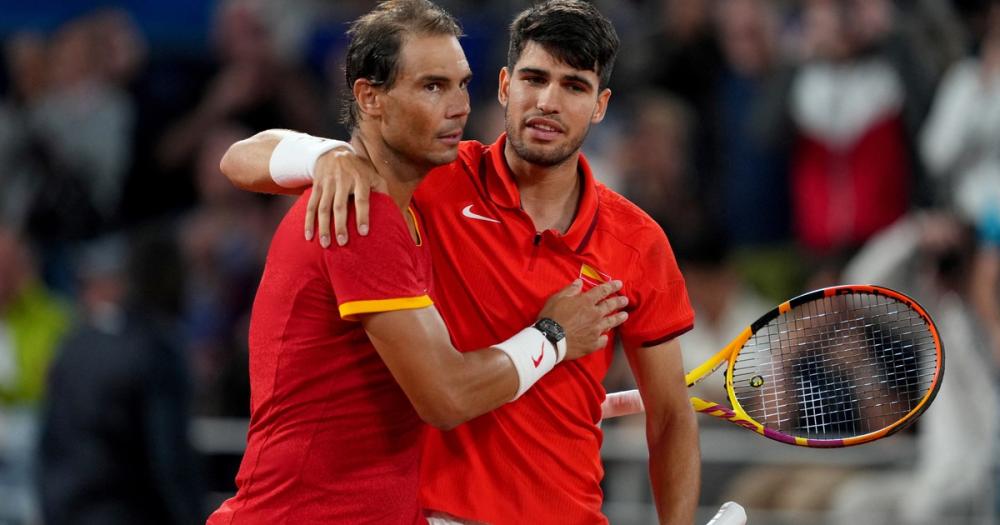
[507,0,620,90]
[340,0,462,130]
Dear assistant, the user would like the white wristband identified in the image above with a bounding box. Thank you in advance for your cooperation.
[492,327,560,400]
[552,332,568,363]
[268,132,352,188]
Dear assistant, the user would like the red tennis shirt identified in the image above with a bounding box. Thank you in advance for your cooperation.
[208,191,432,525]
[414,135,694,524]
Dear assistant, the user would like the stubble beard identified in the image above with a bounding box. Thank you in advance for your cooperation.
[505,111,588,167]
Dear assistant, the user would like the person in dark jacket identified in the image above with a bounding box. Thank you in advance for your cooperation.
[38,228,204,525]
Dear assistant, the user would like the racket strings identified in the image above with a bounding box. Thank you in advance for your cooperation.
[730,292,939,440]
[732,334,938,405]
[781,295,932,435]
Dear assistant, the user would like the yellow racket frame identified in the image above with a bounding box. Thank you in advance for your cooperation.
[685,285,944,448]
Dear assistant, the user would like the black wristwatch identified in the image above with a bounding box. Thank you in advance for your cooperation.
[533,318,565,346]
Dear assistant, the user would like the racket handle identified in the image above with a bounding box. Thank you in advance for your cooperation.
[705,502,747,525]
[601,389,644,419]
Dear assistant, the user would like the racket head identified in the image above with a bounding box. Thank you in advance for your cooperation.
[721,285,944,447]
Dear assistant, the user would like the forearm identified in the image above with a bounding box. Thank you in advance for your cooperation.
[648,407,700,525]
[365,309,545,430]
[368,280,614,429]
[219,130,299,194]
[429,347,520,429]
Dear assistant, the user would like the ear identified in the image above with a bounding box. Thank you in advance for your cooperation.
[497,67,511,108]
[591,88,611,124]
[353,78,382,120]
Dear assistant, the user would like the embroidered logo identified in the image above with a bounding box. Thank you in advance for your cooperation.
[461,204,501,224]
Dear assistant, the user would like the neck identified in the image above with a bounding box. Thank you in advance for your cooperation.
[351,125,427,211]
[503,141,582,234]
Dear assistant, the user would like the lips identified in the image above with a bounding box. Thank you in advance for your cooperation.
[525,116,564,133]
[437,129,463,145]
[524,116,564,141]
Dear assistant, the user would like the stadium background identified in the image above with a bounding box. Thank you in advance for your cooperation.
[0,0,998,523]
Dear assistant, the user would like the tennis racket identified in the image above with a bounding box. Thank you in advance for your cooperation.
[706,502,747,525]
[603,285,944,447]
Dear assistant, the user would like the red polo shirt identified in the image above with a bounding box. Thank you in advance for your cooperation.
[415,135,694,524]
[209,192,432,525]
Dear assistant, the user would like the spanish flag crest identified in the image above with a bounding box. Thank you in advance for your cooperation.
[579,263,612,291]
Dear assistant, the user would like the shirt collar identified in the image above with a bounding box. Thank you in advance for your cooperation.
[483,133,600,252]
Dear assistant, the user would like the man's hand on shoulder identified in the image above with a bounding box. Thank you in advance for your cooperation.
[307,146,387,248]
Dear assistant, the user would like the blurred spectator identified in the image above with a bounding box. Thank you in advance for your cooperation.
[91,9,149,89]
[114,7,210,225]
[38,228,205,525]
[618,91,710,261]
[921,2,1000,231]
[639,0,724,182]
[713,0,791,249]
[711,0,803,302]
[157,0,326,175]
[828,212,997,524]
[896,0,967,85]
[0,32,47,232]
[180,122,273,416]
[28,15,135,227]
[0,225,70,407]
[1,28,110,248]
[3,31,47,107]
[920,1,1000,363]
[0,15,140,294]
[785,0,932,260]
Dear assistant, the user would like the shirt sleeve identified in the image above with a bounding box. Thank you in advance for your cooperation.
[324,194,432,321]
[618,225,695,349]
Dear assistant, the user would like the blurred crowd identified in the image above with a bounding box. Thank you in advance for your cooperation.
[0,0,998,524]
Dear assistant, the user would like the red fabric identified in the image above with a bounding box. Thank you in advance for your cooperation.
[208,192,431,525]
[792,114,910,253]
[414,136,694,525]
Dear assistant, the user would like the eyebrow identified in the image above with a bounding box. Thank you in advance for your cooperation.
[417,72,473,84]
[516,67,594,90]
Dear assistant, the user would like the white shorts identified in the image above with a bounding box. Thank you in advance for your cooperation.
[425,511,487,525]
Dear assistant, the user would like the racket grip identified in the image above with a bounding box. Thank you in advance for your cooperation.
[601,389,644,419]
[705,502,747,525]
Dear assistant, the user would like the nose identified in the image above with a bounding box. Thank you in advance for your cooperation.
[536,83,560,114]
[447,88,471,120]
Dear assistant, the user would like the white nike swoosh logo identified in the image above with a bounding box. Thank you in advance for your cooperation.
[461,205,501,223]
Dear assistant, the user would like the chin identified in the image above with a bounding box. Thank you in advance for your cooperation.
[425,148,460,167]
[513,140,574,167]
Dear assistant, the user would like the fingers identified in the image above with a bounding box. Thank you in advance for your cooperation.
[597,295,628,316]
[305,180,321,241]
[354,174,370,236]
[331,172,350,247]
[314,178,335,248]
[555,279,584,297]
[582,279,623,302]
[599,311,629,333]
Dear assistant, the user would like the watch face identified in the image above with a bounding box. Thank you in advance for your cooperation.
[536,318,565,341]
